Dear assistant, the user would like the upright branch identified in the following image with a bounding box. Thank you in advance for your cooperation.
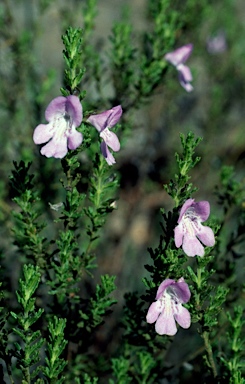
[61,27,85,96]
[82,153,119,271]
[42,316,68,384]
[165,132,202,207]
[10,161,47,269]
[10,265,44,383]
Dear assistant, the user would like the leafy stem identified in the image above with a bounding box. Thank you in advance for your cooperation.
[202,330,218,377]
[10,265,44,382]
[164,132,202,208]
[83,153,118,271]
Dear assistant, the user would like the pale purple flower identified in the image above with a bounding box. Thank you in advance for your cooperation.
[206,31,227,54]
[174,199,215,257]
[87,106,122,165]
[164,44,193,92]
[146,278,191,336]
[33,95,83,158]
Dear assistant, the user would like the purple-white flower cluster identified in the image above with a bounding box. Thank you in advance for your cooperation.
[148,43,213,334]
[33,96,122,165]
[33,44,195,160]
[147,198,215,336]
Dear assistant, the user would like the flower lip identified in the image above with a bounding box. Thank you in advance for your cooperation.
[166,283,190,304]
[192,201,210,222]
[100,128,120,152]
[178,65,194,92]
[178,199,211,223]
[100,141,116,165]
[155,278,175,299]
[44,96,82,127]
[156,278,190,303]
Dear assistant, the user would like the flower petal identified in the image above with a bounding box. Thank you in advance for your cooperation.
[87,112,108,132]
[170,281,191,303]
[178,65,193,92]
[165,44,193,67]
[146,301,162,324]
[106,105,123,128]
[67,130,83,150]
[177,199,195,223]
[179,80,193,93]
[41,138,68,159]
[177,64,193,82]
[33,123,53,144]
[101,141,116,165]
[155,311,177,336]
[192,201,210,222]
[44,95,83,128]
[174,223,184,248]
[174,305,191,329]
[101,129,120,152]
[182,234,204,257]
[88,105,122,132]
[45,96,67,122]
[197,225,215,247]
[65,95,83,127]
[156,279,175,300]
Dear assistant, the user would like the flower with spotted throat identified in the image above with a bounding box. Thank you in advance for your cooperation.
[33,95,83,158]
[146,278,191,336]
[87,105,122,165]
[174,198,215,257]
